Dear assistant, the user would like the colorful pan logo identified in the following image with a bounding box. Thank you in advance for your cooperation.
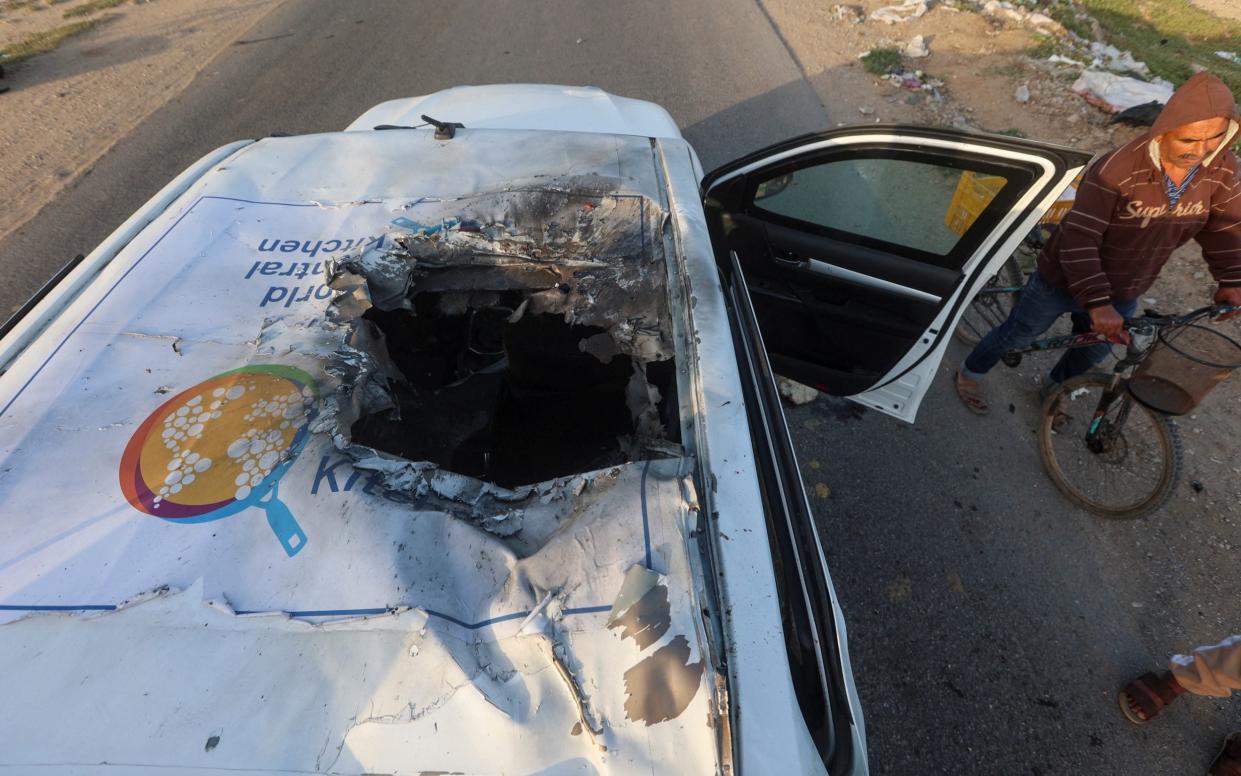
[119,365,319,557]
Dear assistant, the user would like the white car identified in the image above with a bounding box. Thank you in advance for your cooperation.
[0,85,1088,775]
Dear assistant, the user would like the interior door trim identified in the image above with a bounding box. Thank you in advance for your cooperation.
[802,258,942,304]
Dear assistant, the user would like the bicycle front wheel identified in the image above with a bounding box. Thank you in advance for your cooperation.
[954,256,1023,346]
[1037,374,1181,519]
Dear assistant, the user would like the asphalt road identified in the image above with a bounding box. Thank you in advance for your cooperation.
[1,1,1235,774]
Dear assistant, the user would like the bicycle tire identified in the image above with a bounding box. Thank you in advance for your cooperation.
[954,255,1023,346]
[1037,373,1181,519]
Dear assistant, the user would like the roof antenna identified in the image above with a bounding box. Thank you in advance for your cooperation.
[421,114,465,140]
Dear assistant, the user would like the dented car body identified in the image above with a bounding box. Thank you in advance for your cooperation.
[0,85,1089,774]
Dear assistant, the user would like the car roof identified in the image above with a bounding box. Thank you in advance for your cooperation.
[0,128,724,772]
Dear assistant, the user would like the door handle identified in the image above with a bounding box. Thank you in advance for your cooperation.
[773,254,809,269]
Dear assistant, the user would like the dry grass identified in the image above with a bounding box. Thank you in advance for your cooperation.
[62,0,128,19]
[0,13,116,64]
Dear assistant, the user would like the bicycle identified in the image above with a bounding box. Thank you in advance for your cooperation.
[999,304,1241,519]
[954,226,1050,346]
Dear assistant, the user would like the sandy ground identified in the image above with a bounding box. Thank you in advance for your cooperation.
[1191,0,1241,23]
[0,0,278,243]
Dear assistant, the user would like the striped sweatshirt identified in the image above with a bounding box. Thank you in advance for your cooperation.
[1038,72,1241,309]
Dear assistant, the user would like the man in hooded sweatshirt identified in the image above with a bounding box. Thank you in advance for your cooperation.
[955,72,1241,413]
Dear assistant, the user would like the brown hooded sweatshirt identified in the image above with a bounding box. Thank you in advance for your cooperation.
[1037,72,1241,308]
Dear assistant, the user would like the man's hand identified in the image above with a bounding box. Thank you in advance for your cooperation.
[1089,304,1126,338]
[1214,286,1241,321]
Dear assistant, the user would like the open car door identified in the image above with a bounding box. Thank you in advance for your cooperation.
[702,126,1092,422]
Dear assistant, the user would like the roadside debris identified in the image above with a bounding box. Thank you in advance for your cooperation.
[870,0,929,25]
[1014,84,1030,104]
[1047,54,1087,68]
[979,1,1062,34]
[887,69,944,95]
[1217,51,1241,66]
[830,4,865,23]
[776,376,819,405]
[1089,41,1153,79]
[1072,70,1174,113]
[902,34,930,59]
[1110,100,1163,127]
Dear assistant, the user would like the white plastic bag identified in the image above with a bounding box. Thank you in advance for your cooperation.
[870,0,928,24]
[1071,70,1173,113]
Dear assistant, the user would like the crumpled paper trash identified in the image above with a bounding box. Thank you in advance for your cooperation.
[870,0,928,24]
[1072,70,1173,113]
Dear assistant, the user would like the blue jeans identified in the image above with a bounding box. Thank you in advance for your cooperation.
[962,272,1137,385]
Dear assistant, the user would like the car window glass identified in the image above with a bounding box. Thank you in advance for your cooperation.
[752,158,1012,258]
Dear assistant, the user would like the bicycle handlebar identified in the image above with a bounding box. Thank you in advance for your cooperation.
[1124,303,1238,331]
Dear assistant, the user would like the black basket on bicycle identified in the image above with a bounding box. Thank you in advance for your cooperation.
[1128,323,1241,415]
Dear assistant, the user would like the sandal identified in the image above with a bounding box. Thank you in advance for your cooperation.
[1210,733,1241,776]
[955,371,989,415]
[1117,671,1184,724]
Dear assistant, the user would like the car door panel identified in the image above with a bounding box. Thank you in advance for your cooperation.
[703,126,1092,421]
[751,217,961,298]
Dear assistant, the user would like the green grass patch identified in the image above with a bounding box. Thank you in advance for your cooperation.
[1040,1,1096,40]
[1075,0,1241,94]
[861,47,903,75]
[0,13,114,64]
[1026,34,1059,60]
[996,128,1028,138]
[62,0,127,18]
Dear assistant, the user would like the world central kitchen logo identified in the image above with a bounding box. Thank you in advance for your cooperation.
[119,365,319,557]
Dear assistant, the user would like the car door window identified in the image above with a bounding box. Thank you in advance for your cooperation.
[750,152,1024,270]
[702,128,1091,420]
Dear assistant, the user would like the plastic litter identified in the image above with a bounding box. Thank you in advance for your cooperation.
[981,0,1062,32]
[982,0,1024,23]
[776,376,819,405]
[903,35,930,58]
[830,3,865,23]
[1015,84,1030,104]
[1217,51,1241,66]
[1071,70,1174,113]
[1109,100,1163,127]
[1089,42,1152,78]
[1047,54,1086,68]
[870,0,928,24]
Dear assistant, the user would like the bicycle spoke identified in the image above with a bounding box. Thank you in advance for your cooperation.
[1039,377,1179,518]
[954,258,1024,346]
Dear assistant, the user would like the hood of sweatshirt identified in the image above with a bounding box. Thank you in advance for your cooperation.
[1146,72,1239,169]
